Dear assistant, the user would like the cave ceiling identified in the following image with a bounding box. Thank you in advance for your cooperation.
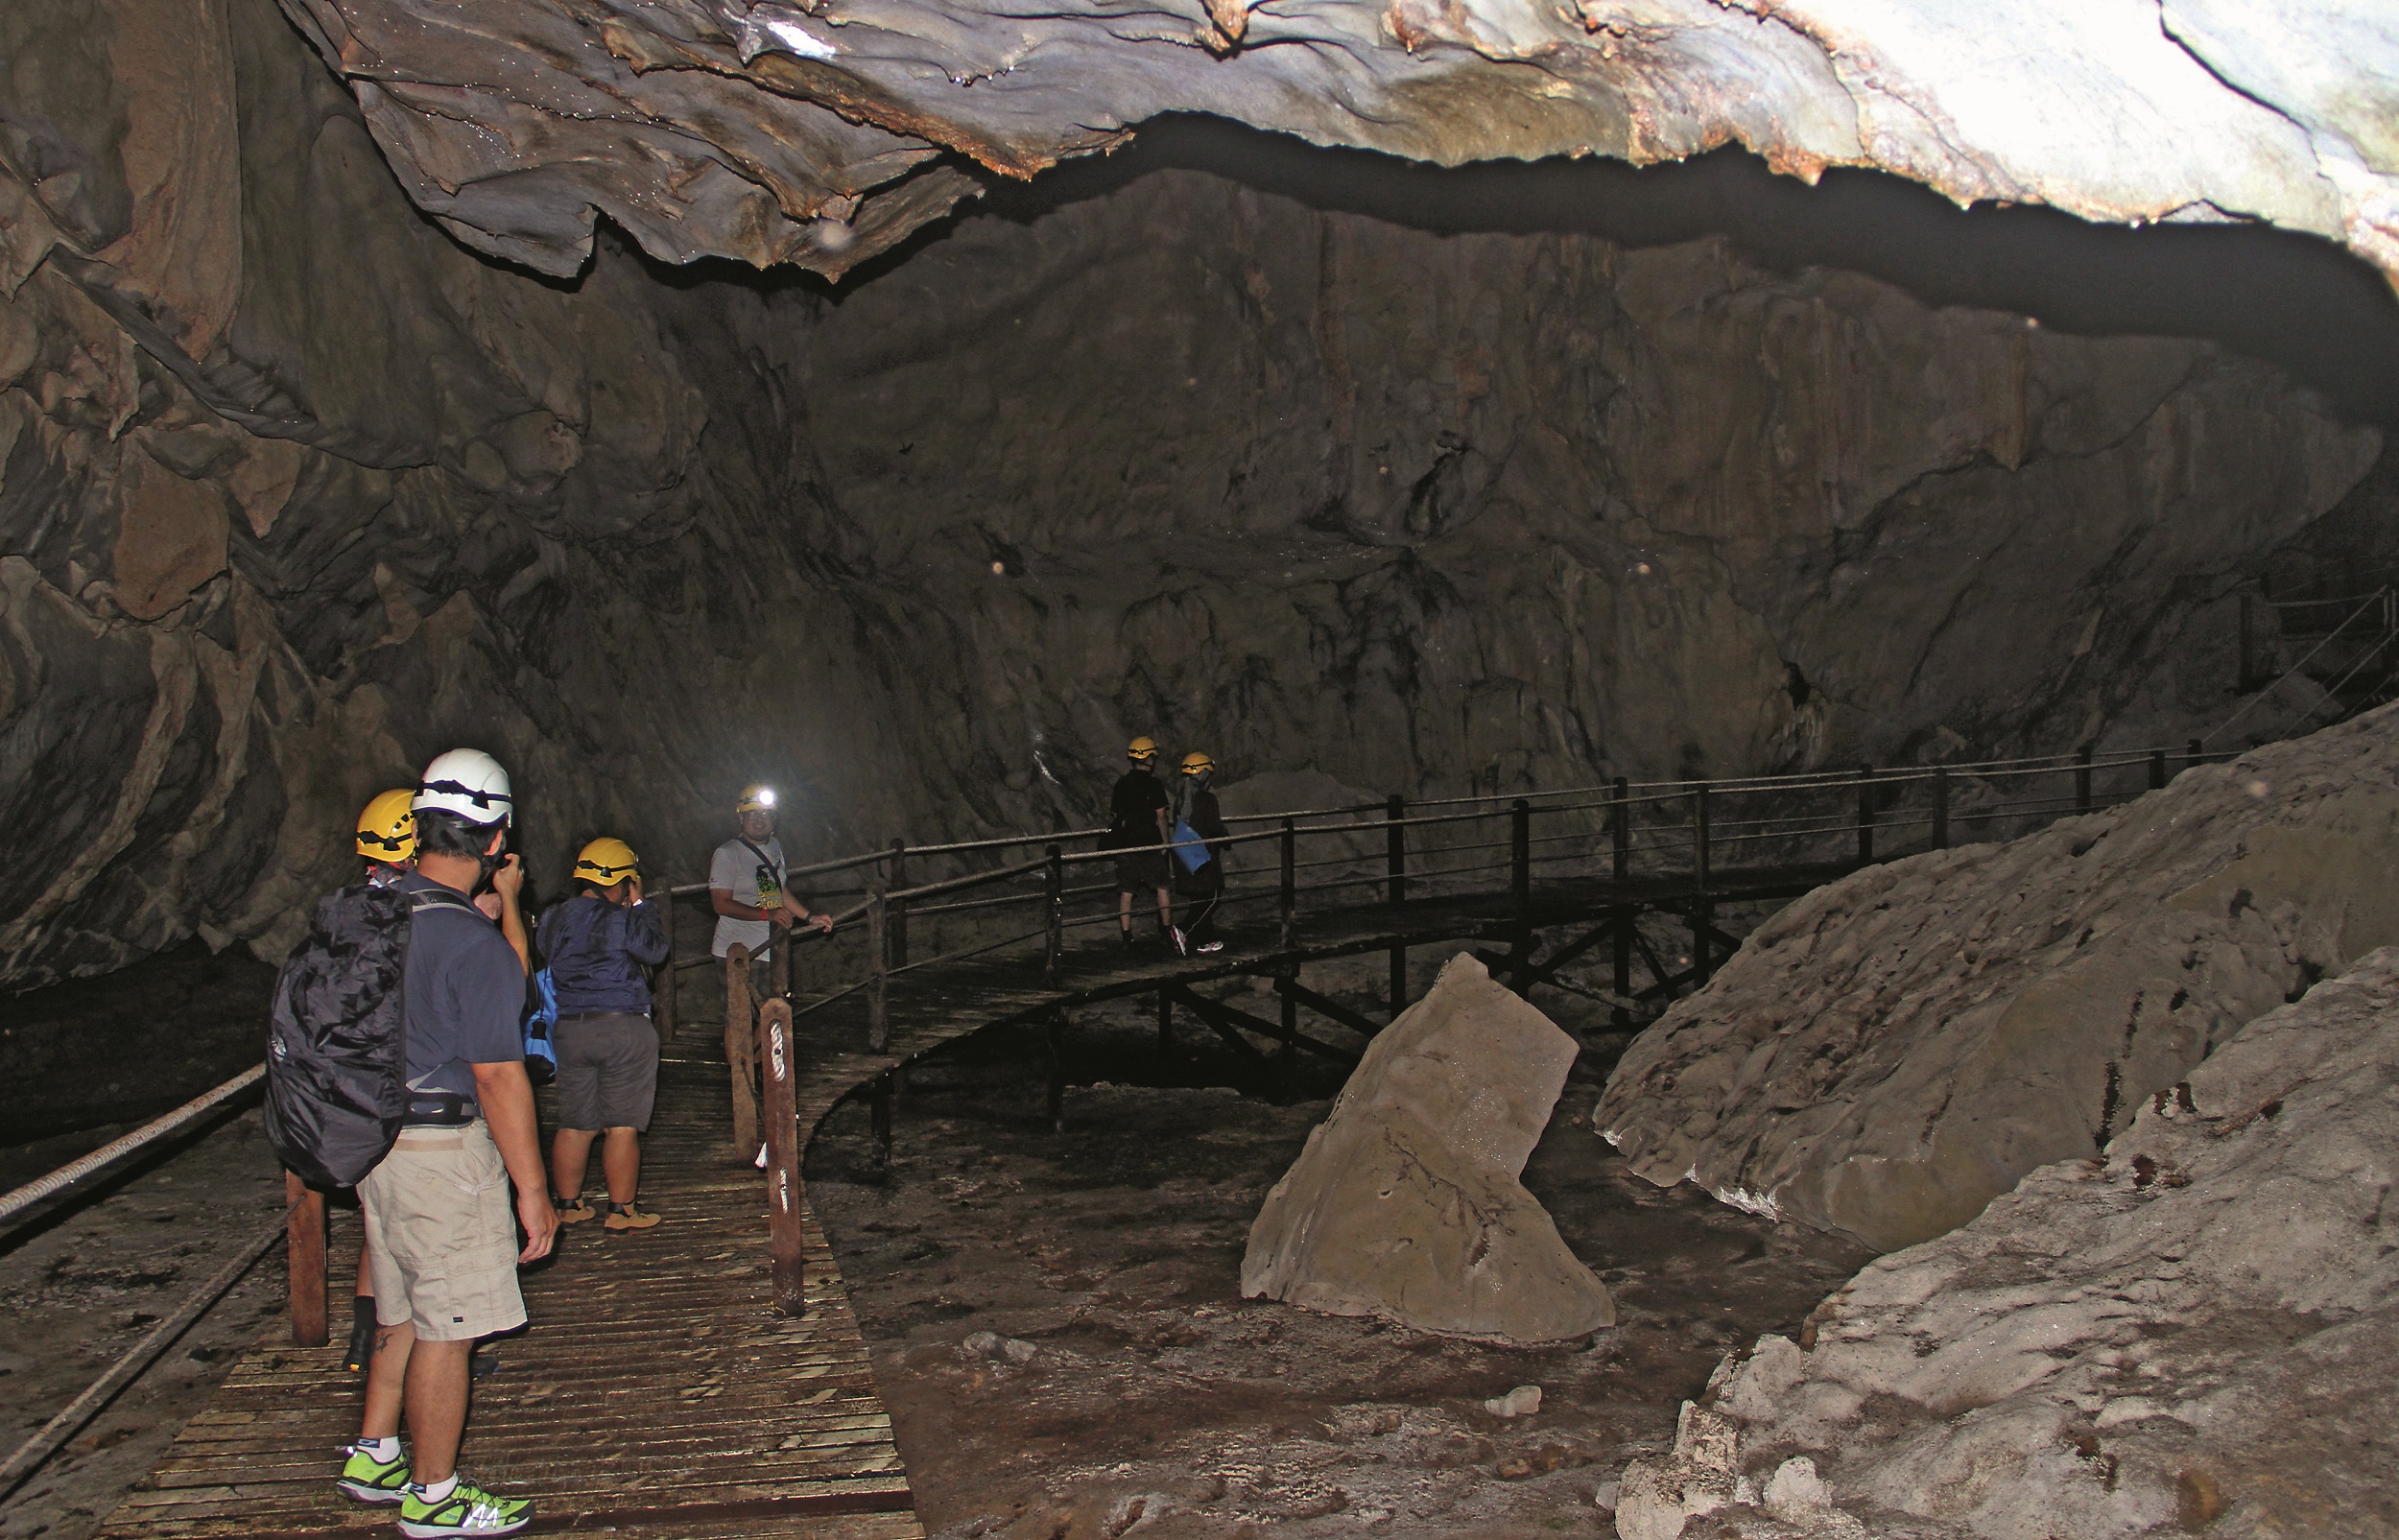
[270,0,2399,284]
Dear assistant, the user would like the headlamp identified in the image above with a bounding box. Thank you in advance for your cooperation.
[757,789,776,808]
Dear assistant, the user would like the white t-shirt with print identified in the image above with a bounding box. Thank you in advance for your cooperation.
[710,835,787,959]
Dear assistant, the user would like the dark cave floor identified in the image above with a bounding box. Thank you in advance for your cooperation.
[808,988,1871,1540]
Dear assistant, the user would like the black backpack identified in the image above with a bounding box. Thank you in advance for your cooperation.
[263,882,477,1189]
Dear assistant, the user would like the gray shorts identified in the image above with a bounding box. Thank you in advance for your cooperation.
[554,1011,659,1131]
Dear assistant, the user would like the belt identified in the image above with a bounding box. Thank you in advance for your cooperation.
[558,1008,648,1022]
[402,1092,479,1127]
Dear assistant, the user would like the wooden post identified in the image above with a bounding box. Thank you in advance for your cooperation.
[653,889,677,1043]
[757,999,805,1318]
[284,1172,326,1348]
[2149,748,2168,791]
[867,867,890,1054]
[724,943,760,1157]
[869,1076,893,1179]
[1386,794,1407,1018]
[1277,817,1296,950]
[1694,783,1712,889]
[1043,843,1064,987]
[1611,777,1631,1008]
[771,935,790,1003]
[2187,736,2205,771]
[1279,981,1298,1080]
[1855,766,1876,865]
[1044,1013,1064,1134]
[1933,766,1951,850]
[889,841,909,966]
[2075,745,2094,813]
[1510,798,1532,993]
[2239,591,2254,691]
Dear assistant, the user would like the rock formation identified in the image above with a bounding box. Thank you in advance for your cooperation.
[0,0,2385,989]
[1599,703,2399,1254]
[256,0,2399,289]
[1615,939,2399,1539]
[1242,954,1612,1343]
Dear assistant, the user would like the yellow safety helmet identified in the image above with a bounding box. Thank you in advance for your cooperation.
[736,784,778,816]
[1128,736,1158,759]
[1179,750,1215,775]
[574,837,641,887]
[356,788,416,863]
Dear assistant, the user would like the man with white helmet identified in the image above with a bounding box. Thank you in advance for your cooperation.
[336,748,554,1539]
[709,784,831,1007]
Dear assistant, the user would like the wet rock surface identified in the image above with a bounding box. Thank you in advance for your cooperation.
[809,995,1871,1538]
[1244,954,1612,1343]
[1600,704,2399,1253]
[249,0,2399,286]
[1621,942,2399,1540]
[1,0,2386,994]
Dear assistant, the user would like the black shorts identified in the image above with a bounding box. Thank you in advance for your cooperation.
[1114,849,1169,892]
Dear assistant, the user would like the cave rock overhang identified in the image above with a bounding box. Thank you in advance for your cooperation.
[275,0,2399,287]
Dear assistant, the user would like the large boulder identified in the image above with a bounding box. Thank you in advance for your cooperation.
[1598,706,2399,1253]
[1620,941,2399,1539]
[1241,954,1611,1344]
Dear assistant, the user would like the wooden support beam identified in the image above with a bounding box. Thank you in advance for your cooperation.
[1515,920,1620,993]
[756,999,805,1317]
[1043,1013,1064,1133]
[723,943,760,1158]
[284,1173,325,1348]
[1169,984,1358,1066]
[1271,976,1386,1040]
[869,1075,894,1175]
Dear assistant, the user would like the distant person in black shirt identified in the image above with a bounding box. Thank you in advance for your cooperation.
[1104,737,1174,947]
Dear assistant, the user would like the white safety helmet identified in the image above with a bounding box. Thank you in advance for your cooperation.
[414,747,513,826]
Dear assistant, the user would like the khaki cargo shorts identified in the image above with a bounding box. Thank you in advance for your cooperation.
[359,1121,526,1342]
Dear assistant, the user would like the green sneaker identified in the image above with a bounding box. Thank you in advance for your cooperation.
[334,1440,410,1504]
[398,1477,532,1538]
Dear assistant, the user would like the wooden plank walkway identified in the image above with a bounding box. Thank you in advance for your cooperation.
[96,1054,921,1540]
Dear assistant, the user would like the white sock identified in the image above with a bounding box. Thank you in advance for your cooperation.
[411,1474,459,1503]
[357,1435,399,1462]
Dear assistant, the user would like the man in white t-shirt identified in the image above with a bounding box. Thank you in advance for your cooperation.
[710,784,832,1005]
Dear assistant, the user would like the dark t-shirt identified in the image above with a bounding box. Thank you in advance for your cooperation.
[1105,770,1168,849]
[398,872,526,1098]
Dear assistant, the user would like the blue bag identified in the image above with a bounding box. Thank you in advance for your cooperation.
[523,965,558,1082]
[1170,817,1210,874]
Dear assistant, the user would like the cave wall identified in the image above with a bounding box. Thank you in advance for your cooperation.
[0,0,2381,988]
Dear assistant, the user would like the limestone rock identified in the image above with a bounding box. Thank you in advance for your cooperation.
[1599,705,2399,1252]
[1656,942,2399,1538]
[1242,954,1611,1344]
[257,0,2399,288]
[0,0,2383,989]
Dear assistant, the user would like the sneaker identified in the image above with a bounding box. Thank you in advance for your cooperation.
[1121,929,1137,948]
[398,1478,531,1538]
[554,1195,595,1224]
[1195,939,1224,954]
[1168,927,1188,958]
[335,1441,411,1504]
[605,1201,661,1232]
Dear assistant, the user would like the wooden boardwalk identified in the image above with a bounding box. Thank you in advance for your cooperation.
[778,865,1847,1143]
[96,1054,920,1540]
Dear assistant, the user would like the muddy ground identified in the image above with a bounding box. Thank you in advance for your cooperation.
[807,957,1870,1540]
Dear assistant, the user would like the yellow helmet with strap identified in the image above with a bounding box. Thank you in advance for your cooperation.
[1127,736,1158,759]
[574,837,640,887]
[1179,750,1215,775]
[736,784,777,815]
[356,789,416,862]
